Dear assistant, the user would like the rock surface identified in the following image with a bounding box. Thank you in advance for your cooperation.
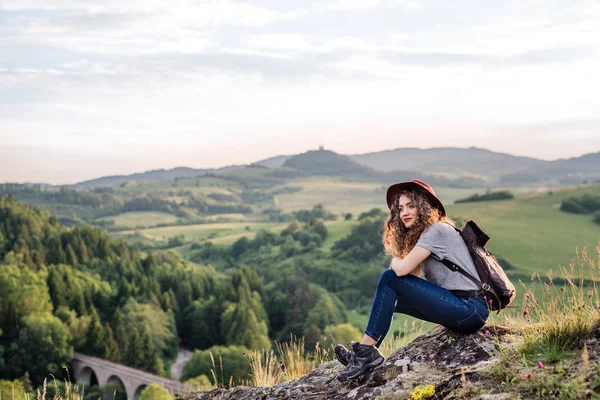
[182,325,515,400]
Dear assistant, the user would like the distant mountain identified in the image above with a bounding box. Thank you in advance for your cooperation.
[499,152,600,185]
[252,155,292,168]
[57,147,599,189]
[282,150,377,177]
[350,147,550,178]
[72,165,245,189]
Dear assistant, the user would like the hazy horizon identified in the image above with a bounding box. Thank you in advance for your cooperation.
[1,144,597,185]
[2,1,600,184]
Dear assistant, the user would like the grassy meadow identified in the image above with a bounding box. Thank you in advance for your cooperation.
[118,181,599,278]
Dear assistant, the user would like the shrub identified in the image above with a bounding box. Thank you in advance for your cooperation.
[138,384,172,400]
[0,380,27,400]
[181,345,251,386]
[455,190,514,204]
[560,195,600,214]
[560,198,590,214]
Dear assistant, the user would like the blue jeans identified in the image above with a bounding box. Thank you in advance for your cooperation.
[365,270,489,347]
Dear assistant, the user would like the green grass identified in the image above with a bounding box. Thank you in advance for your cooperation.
[322,219,356,249]
[125,222,286,242]
[97,211,180,228]
[273,178,538,215]
[209,224,290,246]
[273,178,385,215]
[116,176,243,193]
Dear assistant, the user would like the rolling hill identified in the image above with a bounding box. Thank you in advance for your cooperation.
[18,147,596,190]
[349,147,550,177]
[282,149,378,177]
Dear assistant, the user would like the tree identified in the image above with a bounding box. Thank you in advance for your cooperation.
[7,313,73,385]
[0,379,27,400]
[0,265,52,342]
[181,346,251,385]
[321,324,362,353]
[0,329,5,377]
[310,220,328,241]
[121,299,178,362]
[139,326,163,374]
[85,309,108,358]
[231,237,249,260]
[220,282,270,350]
[303,294,346,332]
[54,306,90,350]
[122,326,142,368]
[184,375,215,391]
[303,324,322,353]
[138,384,172,400]
[47,267,67,310]
[111,309,127,359]
[104,323,121,362]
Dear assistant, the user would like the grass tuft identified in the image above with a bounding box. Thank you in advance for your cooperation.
[501,245,600,364]
[246,350,284,387]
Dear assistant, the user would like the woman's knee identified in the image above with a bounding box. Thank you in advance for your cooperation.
[377,269,400,289]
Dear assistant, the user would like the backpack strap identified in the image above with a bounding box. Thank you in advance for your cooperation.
[440,221,494,292]
[440,258,486,290]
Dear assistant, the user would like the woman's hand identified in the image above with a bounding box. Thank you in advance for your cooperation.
[389,246,431,277]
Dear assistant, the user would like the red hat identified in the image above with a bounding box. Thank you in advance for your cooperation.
[386,179,446,216]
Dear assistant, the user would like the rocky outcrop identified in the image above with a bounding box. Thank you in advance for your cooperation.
[183,325,516,400]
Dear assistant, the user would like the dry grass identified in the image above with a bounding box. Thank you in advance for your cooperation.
[501,244,600,363]
[276,337,329,382]
[246,350,284,387]
[245,336,329,387]
[36,370,84,400]
[208,352,236,389]
[379,320,428,358]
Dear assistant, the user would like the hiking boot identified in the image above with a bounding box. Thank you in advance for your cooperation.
[337,343,384,381]
[334,342,357,366]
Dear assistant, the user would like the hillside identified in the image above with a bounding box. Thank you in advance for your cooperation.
[282,149,378,177]
[511,151,600,185]
[252,155,292,168]
[350,147,549,178]
[27,147,594,190]
[351,147,600,185]
[72,165,246,189]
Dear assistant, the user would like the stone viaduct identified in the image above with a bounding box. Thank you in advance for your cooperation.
[70,352,197,400]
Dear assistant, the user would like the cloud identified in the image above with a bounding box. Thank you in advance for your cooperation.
[323,0,420,11]
[1,0,600,176]
[245,33,310,51]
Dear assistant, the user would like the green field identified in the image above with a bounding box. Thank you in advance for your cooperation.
[123,221,286,242]
[273,178,385,215]
[116,175,243,193]
[448,184,600,275]
[273,178,538,215]
[97,211,180,228]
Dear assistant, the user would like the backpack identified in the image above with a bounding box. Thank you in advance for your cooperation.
[441,221,516,313]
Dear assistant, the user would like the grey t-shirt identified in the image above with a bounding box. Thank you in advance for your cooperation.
[415,222,480,291]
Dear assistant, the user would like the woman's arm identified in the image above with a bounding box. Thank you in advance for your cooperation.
[389,246,431,277]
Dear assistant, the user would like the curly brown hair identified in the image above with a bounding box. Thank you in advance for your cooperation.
[382,189,453,258]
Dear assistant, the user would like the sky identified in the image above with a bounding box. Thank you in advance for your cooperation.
[1,0,599,184]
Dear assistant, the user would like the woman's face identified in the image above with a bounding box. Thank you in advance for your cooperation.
[398,194,419,229]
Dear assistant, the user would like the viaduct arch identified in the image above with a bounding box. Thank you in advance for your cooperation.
[70,352,196,400]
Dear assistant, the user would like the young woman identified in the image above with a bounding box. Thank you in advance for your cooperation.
[336,179,489,381]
